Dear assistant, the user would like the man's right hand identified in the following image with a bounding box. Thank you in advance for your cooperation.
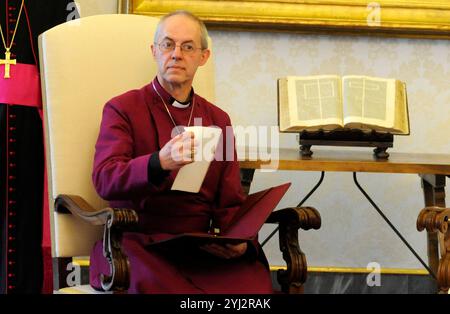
[159,131,197,170]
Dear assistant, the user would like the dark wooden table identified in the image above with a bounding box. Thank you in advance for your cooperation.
[239,148,450,293]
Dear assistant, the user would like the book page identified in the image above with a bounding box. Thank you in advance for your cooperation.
[171,126,222,193]
[278,78,292,132]
[291,75,343,130]
[393,81,409,134]
[342,76,395,130]
[279,75,342,132]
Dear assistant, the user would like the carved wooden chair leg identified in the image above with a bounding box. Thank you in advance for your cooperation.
[101,208,139,292]
[54,195,138,293]
[417,206,450,293]
[267,206,321,293]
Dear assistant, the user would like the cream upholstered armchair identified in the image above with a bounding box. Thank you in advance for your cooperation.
[39,14,320,294]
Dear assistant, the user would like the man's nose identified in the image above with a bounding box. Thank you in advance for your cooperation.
[171,45,183,59]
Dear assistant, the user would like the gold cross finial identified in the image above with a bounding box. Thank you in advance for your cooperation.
[0,49,16,79]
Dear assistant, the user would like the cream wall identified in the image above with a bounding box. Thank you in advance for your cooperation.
[75,1,450,270]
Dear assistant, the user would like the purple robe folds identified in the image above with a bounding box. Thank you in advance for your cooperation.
[89,78,273,293]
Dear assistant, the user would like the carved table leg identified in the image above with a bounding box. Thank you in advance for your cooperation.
[418,174,449,293]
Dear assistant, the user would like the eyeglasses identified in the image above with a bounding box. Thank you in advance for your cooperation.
[156,39,203,55]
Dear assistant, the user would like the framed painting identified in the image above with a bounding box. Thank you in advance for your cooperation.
[118,0,450,39]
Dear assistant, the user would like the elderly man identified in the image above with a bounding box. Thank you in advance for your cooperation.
[89,10,273,293]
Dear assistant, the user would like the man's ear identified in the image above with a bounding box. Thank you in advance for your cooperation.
[199,49,211,66]
[151,44,157,58]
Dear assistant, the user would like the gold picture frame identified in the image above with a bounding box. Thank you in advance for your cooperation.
[119,0,450,39]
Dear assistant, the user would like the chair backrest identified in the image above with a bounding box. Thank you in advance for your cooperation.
[39,14,216,259]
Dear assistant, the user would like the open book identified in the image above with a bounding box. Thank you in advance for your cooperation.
[171,126,222,193]
[148,182,291,247]
[278,75,409,134]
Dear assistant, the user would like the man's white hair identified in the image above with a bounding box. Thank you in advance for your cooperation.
[154,10,209,49]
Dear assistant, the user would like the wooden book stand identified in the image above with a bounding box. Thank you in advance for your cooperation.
[298,129,394,159]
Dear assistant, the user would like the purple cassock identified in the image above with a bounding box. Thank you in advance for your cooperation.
[89,77,273,293]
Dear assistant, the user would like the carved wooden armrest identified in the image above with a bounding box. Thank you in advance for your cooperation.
[55,194,138,291]
[267,206,321,229]
[266,206,321,293]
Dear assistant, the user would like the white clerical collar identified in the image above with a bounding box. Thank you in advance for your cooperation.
[171,100,191,108]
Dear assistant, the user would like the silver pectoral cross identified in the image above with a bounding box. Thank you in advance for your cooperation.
[0,48,16,79]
